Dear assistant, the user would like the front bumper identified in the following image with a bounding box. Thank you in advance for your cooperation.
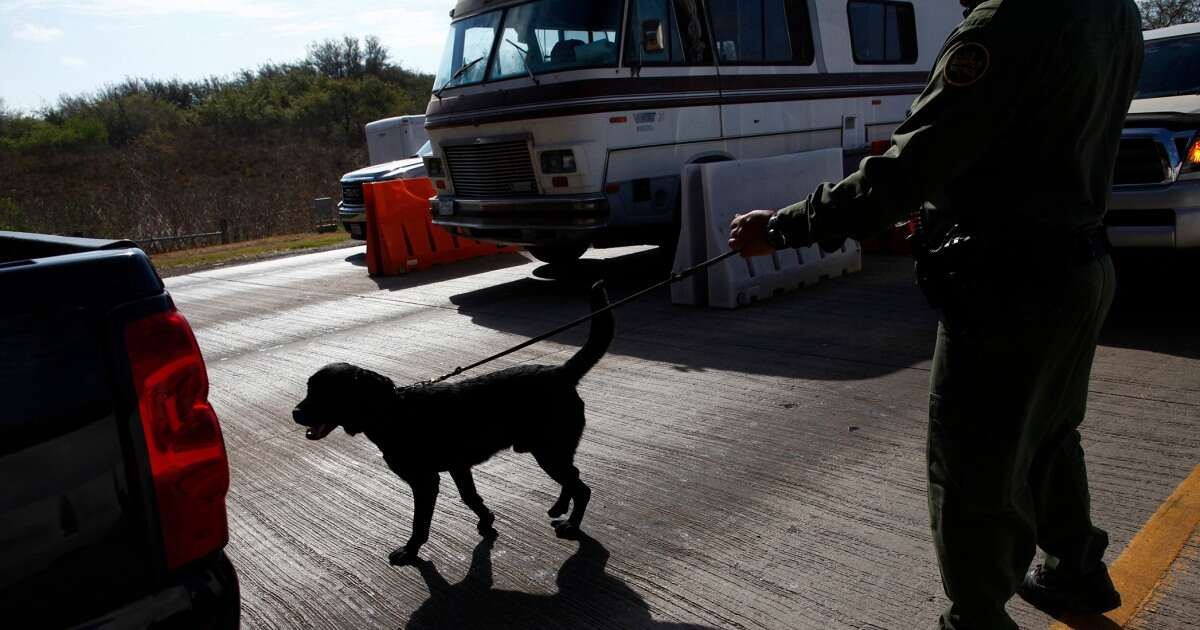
[338,203,367,240]
[430,195,608,246]
[1108,179,1200,248]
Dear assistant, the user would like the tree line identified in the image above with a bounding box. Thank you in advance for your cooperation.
[0,36,433,155]
[0,36,431,240]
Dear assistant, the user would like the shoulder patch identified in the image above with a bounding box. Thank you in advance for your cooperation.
[943,42,991,88]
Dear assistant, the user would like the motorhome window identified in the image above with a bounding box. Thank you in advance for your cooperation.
[780,0,815,64]
[848,1,918,64]
[488,1,622,81]
[707,0,815,65]
[623,0,690,65]
[434,11,501,91]
[1135,35,1200,99]
[710,0,763,62]
[675,0,713,64]
[537,30,620,58]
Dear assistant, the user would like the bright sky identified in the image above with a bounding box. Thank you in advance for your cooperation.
[0,1,453,113]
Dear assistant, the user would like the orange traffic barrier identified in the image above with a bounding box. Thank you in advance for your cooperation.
[363,178,516,276]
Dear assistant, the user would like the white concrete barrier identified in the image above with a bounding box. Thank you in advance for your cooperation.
[671,149,862,309]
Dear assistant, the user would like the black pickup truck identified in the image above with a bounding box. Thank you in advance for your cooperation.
[0,232,239,628]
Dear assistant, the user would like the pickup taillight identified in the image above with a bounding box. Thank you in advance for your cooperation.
[125,309,230,570]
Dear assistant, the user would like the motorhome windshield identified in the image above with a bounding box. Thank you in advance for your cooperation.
[434,0,622,91]
[1136,35,1200,99]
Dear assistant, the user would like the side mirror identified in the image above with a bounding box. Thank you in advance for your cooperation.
[642,19,665,54]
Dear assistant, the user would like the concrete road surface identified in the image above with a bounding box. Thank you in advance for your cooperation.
[165,246,1200,629]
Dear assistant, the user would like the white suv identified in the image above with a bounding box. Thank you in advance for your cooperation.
[1108,23,1200,248]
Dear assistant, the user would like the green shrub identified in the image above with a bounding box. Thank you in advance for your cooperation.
[0,116,107,154]
[91,93,192,147]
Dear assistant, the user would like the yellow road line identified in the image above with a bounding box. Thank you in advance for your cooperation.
[1051,464,1200,629]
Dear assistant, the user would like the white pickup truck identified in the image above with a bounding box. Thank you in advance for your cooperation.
[1108,23,1200,248]
[338,115,432,240]
[338,141,430,240]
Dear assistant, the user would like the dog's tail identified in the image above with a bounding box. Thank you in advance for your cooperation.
[561,281,613,383]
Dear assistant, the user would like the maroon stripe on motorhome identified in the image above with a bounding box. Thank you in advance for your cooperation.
[428,75,722,118]
[715,72,928,91]
[425,72,929,130]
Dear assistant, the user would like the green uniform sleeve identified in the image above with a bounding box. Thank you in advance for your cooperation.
[771,12,1033,249]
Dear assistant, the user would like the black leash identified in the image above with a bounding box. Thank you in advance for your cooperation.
[423,249,740,385]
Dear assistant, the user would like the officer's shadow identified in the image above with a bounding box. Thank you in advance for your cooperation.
[404,533,718,630]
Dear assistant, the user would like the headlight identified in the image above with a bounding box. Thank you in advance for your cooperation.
[423,156,446,178]
[540,150,577,174]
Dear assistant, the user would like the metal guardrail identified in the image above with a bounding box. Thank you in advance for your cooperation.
[138,229,226,247]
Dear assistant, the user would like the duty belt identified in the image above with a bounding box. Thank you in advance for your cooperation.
[911,224,1110,311]
[1004,226,1111,266]
[971,226,1112,268]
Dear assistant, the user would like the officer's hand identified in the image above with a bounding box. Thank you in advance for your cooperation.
[728,210,776,258]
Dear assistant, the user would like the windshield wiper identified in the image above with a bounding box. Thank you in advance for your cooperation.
[435,55,486,98]
[505,39,540,86]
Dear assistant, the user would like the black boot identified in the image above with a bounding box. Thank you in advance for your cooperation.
[1017,563,1121,616]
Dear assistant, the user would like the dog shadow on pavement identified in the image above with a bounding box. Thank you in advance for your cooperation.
[404,533,718,630]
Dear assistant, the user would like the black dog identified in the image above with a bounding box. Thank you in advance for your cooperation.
[293,281,613,566]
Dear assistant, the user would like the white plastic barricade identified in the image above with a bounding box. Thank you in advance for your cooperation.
[670,164,709,306]
[671,149,862,309]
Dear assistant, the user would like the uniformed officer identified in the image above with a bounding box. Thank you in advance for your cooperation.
[728,1,1144,628]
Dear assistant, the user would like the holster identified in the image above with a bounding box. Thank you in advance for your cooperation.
[911,222,979,311]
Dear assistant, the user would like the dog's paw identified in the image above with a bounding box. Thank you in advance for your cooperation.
[477,513,499,539]
[388,547,420,566]
[552,520,582,540]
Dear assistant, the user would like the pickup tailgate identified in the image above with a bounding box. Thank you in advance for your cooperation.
[0,238,168,625]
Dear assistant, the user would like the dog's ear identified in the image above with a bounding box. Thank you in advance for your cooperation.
[350,367,397,426]
[353,366,394,392]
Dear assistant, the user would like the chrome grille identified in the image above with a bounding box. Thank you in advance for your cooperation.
[1113,138,1169,186]
[443,140,539,198]
[341,182,365,206]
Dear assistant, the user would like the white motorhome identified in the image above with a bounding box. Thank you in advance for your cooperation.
[423,0,961,264]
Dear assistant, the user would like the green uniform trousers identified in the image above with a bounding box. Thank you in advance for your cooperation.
[928,254,1116,630]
